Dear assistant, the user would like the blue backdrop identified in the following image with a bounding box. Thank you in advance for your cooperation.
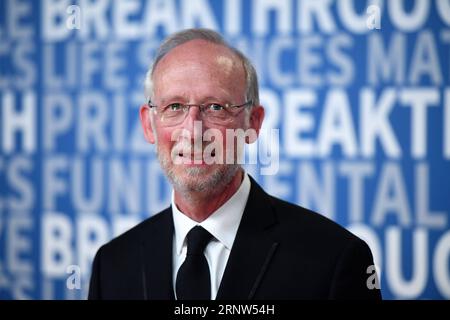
[0,0,449,299]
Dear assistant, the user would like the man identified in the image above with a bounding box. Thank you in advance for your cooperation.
[88,28,381,300]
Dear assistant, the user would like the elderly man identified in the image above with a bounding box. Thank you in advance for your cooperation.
[88,28,381,300]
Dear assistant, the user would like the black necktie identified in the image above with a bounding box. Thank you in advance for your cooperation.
[176,226,213,300]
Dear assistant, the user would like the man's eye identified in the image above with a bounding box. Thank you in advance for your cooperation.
[167,103,183,111]
[208,103,224,111]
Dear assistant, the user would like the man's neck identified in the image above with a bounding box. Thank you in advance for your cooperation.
[174,170,244,222]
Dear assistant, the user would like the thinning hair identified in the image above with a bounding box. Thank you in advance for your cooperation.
[144,28,259,106]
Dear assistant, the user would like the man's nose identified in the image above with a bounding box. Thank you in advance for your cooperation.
[187,105,202,120]
[182,106,202,128]
[181,106,204,140]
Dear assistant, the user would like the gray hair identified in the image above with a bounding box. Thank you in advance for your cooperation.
[144,28,259,106]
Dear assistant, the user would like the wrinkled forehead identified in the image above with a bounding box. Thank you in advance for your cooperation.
[153,39,244,81]
[151,39,246,100]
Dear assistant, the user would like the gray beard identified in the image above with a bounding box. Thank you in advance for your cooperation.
[157,150,240,197]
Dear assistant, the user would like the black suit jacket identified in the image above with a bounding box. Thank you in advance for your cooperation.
[88,176,381,300]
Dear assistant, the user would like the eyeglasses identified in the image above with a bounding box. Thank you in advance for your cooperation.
[147,100,253,126]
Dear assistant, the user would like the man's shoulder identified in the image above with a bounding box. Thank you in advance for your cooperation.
[267,194,363,247]
[249,176,363,247]
[99,207,171,254]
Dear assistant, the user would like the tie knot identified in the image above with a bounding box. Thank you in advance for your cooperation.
[186,226,212,255]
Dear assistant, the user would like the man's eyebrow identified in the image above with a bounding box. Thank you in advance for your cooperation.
[201,96,231,102]
[158,95,189,105]
[159,95,234,104]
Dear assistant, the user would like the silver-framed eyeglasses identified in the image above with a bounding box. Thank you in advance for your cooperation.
[147,100,253,126]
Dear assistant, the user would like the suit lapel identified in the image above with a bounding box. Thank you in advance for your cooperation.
[216,177,279,300]
[141,207,175,300]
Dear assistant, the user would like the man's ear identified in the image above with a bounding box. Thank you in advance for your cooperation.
[246,105,265,144]
[139,105,156,144]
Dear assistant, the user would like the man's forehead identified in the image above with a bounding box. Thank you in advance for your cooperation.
[155,39,241,73]
[151,39,247,102]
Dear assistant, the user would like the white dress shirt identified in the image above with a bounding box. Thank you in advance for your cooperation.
[171,173,251,300]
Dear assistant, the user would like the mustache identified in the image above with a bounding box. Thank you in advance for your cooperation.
[170,140,218,158]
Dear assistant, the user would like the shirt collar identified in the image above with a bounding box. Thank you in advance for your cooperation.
[172,173,251,255]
